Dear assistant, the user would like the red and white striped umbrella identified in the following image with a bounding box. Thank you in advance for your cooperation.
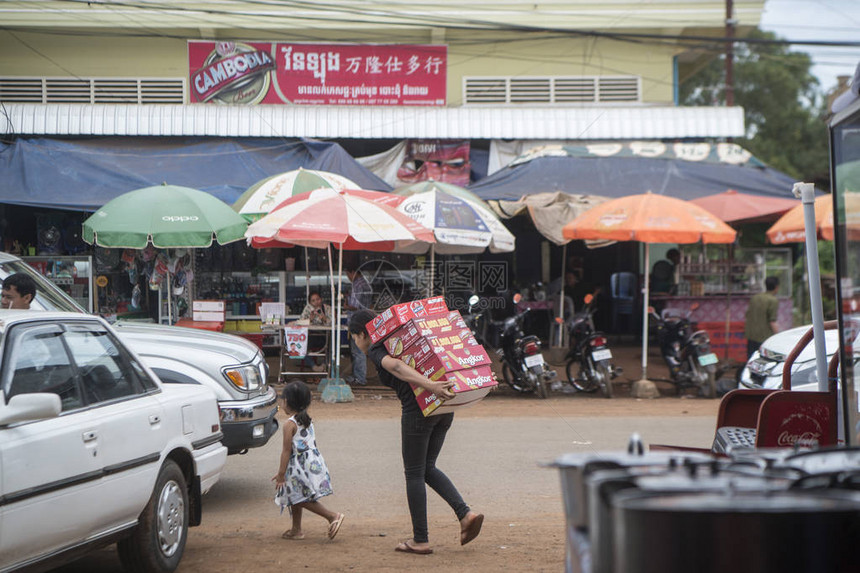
[245,187,427,250]
[245,187,432,387]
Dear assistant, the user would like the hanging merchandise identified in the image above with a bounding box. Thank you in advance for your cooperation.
[36,214,63,255]
[131,284,142,310]
[62,216,88,254]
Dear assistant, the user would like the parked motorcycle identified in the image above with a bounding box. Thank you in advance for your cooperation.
[649,304,719,398]
[465,294,557,398]
[557,293,622,398]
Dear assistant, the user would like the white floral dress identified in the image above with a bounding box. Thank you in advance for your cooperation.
[282,417,333,506]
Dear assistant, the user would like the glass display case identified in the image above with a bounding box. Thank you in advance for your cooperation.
[23,255,94,312]
[676,246,792,297]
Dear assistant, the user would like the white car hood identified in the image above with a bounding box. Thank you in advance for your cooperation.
[759,326,841,362]
[114,322,261,364]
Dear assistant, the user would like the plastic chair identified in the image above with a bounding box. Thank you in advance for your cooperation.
[610,272,636,333]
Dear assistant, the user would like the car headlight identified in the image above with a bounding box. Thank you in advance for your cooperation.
[223,364,263,391]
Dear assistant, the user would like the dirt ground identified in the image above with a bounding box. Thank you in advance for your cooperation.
[57,343,724,573]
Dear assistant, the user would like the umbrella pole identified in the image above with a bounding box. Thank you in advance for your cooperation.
[167,249,172,325]
[641,244,650,380]
[336,244,343,378]
[429,245,435,297]
[725,244,733,361]
[304,246,310,303]
[327,244,336,378]
[556,243,567,347]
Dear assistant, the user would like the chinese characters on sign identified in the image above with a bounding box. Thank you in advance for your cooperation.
[189,41,447,106]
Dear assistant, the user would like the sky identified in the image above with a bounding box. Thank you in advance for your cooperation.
[759,0,860,92]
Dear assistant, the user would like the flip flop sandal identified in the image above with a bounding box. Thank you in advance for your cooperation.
[460,513,484,546]
[395,541,433,555]
[281,530,305,540]
[328,513,345,540]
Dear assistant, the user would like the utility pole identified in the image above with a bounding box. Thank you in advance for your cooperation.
[725,0,735,106]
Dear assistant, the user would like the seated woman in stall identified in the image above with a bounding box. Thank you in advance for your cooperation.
[298,291,332,372]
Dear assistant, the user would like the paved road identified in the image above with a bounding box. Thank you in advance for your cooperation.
[53,403,716,572]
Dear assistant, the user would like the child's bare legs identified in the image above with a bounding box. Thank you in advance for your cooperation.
[282,506,304,538]
[285,501,344,539]
[296,500,338,523]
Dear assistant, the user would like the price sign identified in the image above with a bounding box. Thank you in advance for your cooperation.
[284,326,309,359]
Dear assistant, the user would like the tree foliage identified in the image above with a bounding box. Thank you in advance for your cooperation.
[680,30,830,186]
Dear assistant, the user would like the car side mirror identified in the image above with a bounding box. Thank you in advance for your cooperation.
[0,393,61,426]
[468,295,480,307]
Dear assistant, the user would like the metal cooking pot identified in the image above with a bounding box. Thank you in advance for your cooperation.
[590,463,793,573]
[614,490,860,573]
[550,451,715,529]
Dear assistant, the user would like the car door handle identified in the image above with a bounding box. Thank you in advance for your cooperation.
[149,414,161,425]
[82,430,97,442]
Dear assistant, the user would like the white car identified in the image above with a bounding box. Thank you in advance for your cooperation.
[0,311,227,573]
[1,252,279,455]
[738,325,841,391]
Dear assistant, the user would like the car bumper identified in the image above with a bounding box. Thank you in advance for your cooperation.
[193,440,228,494]
[220,386,279,454]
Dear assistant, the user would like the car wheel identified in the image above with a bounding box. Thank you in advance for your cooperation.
[117,459,188,573]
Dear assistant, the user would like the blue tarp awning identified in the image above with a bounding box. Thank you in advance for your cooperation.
[468,151,799,202]
[0,137,392,211]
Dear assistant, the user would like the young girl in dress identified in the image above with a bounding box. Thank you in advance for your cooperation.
[273,380,344,540]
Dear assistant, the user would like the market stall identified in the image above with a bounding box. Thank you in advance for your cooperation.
[651,246,793,362]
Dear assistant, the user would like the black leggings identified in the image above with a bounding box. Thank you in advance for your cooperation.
[401,411,470,543]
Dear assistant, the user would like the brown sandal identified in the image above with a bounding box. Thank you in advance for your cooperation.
[395,540,433,555]
[460,513,484,545]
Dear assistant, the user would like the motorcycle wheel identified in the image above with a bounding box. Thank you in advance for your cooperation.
[566,359,598,393]
[502,363,529,393]
[596,363,613,399]
[534,374,549,399]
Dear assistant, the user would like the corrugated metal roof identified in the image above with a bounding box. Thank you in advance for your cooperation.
[2,103,744,140]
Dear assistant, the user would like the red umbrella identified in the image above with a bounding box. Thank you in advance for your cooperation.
[245,187,434,384]
[690,189,798,224]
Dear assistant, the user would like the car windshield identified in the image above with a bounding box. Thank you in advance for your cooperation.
[0,260,84,313]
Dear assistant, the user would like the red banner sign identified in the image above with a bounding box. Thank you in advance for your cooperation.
[188,41,446,106]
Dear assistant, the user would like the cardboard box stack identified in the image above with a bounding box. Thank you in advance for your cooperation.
[367,297,497,416]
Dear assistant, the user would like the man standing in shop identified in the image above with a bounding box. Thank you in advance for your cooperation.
[344,266,373,385]
[745,276,780,358]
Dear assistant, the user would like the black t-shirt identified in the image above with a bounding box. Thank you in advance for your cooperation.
[367,343,420,414]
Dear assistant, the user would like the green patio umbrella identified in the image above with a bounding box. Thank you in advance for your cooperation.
[83,184,248,248]
[233,168,360,222]
[83,184,248,324]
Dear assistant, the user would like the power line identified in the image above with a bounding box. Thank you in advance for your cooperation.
[15,0,860,49]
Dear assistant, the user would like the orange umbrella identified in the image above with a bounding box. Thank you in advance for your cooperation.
[562,192,737,382]
[766,193,860,243]
[690,189,798,224]
[562,192,737,244]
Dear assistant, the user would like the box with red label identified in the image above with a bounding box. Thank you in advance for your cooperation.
[383,310,468,357]
[412,365,497,416]
[367,296,448,343]
[408,334,492,378]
